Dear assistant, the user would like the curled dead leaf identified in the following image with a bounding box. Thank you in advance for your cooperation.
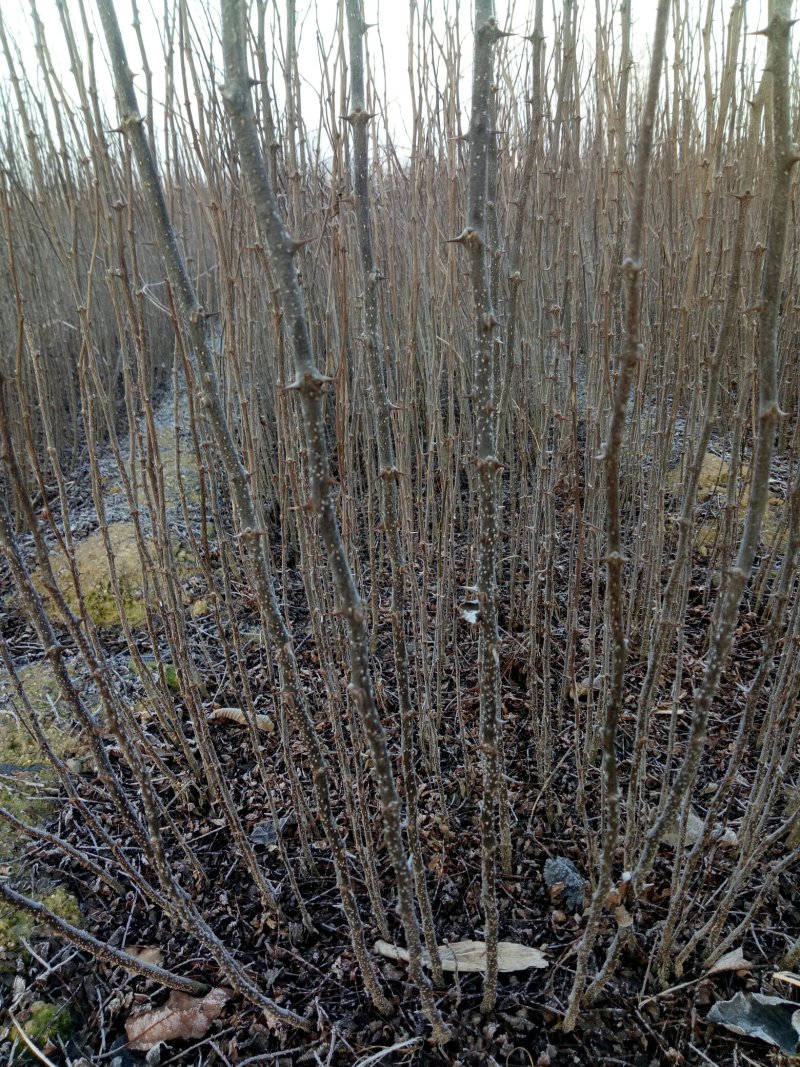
[705,947,752,976]
[604,888,622,908]
[207,707,274,733]
[663,808,738,850]
[125,987,230,1051]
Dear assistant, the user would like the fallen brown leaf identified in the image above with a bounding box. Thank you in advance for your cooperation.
[125,987,230,1050]
[707,992,800,1055]
[207,707,274,733]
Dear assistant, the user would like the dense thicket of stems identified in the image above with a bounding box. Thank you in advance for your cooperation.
[0,0,797,1047]
[219,0,447,1040]
[453,0,507,1015]
[563,0,672,1029]
[343,0,443,987]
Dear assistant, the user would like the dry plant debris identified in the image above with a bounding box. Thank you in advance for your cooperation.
[374,938,548,974]
[124,987,231,1051]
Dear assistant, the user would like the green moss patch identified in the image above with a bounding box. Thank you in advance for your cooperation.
[33,521,201,630]
[130,655,181,692]
[0,662,82,859]
[0,888,81,975]
[10,999,73,1053]
[667,452,787,555]
[34,521,152,628]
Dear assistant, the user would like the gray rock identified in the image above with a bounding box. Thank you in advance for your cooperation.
[543,856,586,912]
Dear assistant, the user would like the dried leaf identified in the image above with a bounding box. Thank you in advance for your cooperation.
[654,703,687,716]
[375,939,547,973]
[707,992,800,1055]
[207,707,274,734]
[125,987,230,1051]
[126,945,164,968]
[705,947,752,976]
[250,813,295,848]
[614,905,633,928]
[604,874,631,909]
[663,808,738,849]
[714,825,739,849]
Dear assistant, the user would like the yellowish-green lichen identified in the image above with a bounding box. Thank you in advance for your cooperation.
[0,901,34,962]
[32,521,202,630]
[190,598,210,618]
[33,522,151,628]
[41,887,82,927]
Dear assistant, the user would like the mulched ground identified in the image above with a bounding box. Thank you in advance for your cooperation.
[1,459,797,1067]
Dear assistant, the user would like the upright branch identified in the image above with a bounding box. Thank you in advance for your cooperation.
[624,0,751,863]
[343,0,443,985]
[499,0,543,430]
[570,0,798,1013]
[626,0,798,900]
[93,0,391,1026]
[453,0,507,1015]
[563,0,671,1032]
[220,0,449,1042]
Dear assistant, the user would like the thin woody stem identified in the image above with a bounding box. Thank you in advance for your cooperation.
[455,0,507,1015]
[343,0,443,987]
[0,882,208,996]
[220,0,448,1041]
[563,0,671,1031]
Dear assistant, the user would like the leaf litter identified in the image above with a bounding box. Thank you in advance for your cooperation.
[374,938,548,973]
[125,987,231,1051]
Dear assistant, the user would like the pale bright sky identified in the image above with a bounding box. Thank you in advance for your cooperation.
[0,1,774,157]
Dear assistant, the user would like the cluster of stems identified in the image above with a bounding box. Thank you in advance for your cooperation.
[0,0,796,1045]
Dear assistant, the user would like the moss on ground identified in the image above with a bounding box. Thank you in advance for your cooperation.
[33,522,152,628]
[667,451,787,554]
[0,662,81,858]
[9,1000,73,1054]
[32,521,201,630]
[130,655,181,692]
[0,888,82,975]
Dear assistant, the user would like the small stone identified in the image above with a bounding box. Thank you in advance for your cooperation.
[543,856,586,912]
